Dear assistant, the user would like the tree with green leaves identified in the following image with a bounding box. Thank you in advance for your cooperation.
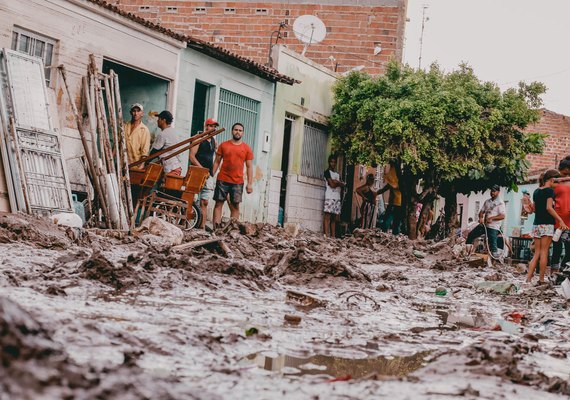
[330,61,545,239]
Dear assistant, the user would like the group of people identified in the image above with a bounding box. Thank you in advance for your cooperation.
[322,157,403,237]
[463,157,570,285]
[125,103,254,229]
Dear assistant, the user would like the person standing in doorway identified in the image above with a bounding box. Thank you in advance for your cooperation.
[212,123,254,227]
[189,118,219,229]
[323,155,345,237]
[124,103,150,164]
[150,110,183,175]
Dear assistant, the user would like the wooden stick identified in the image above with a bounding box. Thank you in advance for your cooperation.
[152,128,225,164]
[172,237,222,252]
[80,156,93,226]
[129,127,225,168]
[58,65,111,227]
[111,70,134,224]
[103,75,125,228]
[94,78,114,174]
[8,117,31,213]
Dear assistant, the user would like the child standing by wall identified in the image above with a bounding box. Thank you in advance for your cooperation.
[526,169,568,285]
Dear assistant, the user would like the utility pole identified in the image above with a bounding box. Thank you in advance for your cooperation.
[418,4,429,69]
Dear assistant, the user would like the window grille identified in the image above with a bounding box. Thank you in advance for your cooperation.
[11,28,56,86]
[217,89,260,149]
[301,121,328,179]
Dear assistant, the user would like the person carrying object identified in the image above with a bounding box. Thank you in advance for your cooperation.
[466,184,506,258]
[189,118,219,229]
[149,110,183,175]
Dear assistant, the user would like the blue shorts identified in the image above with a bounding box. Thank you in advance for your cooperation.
[197,176,214,202]
[214,180,244,204]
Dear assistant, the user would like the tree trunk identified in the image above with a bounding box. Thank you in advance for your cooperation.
[406,196,418,240]
[443,188,458,238]
[417,200,432,237]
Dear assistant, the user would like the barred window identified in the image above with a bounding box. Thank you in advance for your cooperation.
[301,121,328,179]
[11,27,56,86]
[217,89,260,149]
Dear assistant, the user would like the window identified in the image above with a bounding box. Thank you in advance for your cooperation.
[224,8,236,14]
[217,89,259,148]
[255,8,269,15]
[166,6,178,13]
[194,7,206,14]
[11,28,56,86]
[139,6,151,11]
[301,121,328,179]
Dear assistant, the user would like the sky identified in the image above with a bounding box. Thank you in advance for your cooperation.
[403,0,570,116]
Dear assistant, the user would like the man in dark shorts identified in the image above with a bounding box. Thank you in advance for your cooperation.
[212,122,254,227]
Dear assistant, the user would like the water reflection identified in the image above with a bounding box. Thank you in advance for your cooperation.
[243,351,432,379]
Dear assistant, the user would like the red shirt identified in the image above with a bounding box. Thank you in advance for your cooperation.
[554,184,570,228]
[216,141,254,184]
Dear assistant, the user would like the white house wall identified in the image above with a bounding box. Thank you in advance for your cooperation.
[177,48,276,223]
[0,0,183,210]
[269,45,338,231]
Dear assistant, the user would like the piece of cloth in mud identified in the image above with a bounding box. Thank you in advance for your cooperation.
[475,281,518,294]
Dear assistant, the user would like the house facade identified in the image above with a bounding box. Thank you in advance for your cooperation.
[0,0,186,212]
[267,45,337,231]
[175,44,294,223]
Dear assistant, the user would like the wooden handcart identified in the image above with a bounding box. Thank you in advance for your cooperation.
[128,127,224,229]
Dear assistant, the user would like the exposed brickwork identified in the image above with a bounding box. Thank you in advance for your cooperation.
[117,0,407,74]
[526,109,570,173]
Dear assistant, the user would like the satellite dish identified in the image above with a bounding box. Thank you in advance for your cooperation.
[292,15,327,56]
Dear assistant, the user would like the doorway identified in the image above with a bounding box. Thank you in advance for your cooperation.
[102,59,170,141]
[279,116,295,225]
[190,81,213,136]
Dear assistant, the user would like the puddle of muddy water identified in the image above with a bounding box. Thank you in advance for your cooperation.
[240,351,432,379]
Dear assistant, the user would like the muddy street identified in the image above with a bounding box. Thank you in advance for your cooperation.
[1,213,569,399]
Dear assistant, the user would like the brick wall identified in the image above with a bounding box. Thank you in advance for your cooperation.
[117,0,407,75]
[526,109,570,173]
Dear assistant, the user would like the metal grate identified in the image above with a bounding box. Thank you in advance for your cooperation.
[301,121,328,179]
[217,89,259,148]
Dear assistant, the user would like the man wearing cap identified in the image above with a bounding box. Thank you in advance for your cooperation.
[189,118,219,229]
[124,103,150,165]
[466,184,506,257]
[150,110,183,175]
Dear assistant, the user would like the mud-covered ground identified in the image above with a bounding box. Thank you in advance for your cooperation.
[1,212,569,399]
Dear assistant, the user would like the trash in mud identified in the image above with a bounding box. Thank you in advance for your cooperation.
[241,351,433,380]
[285,290,327,309]
[284,314,302,325]
[475,281,519,294]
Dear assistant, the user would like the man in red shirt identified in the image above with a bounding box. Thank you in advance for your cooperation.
[212,122,254,226]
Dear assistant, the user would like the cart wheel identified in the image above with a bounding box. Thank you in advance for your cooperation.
[186,203,202,229]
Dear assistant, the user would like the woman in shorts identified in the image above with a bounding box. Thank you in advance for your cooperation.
[526,169,568,285]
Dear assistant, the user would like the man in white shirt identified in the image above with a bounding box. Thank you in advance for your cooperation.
[466,185,506,257]
[150,110,182,175]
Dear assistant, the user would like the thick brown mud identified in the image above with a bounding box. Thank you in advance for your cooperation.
[0,214,569,399]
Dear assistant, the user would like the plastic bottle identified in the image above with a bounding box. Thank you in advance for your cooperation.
[553,228,562,242]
